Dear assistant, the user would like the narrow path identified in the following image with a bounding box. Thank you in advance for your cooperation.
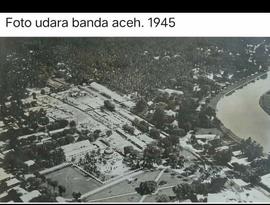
[89,183,175,202]
[139,168,166,202]
[81,170,144,201]
[89,191,138,202]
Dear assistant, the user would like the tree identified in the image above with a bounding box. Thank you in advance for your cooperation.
[213,148,232,165]
[72,192,81,202]
[123,124,135,135]
[208,177,227,193]
[69,120,76,128]
[149,128,160,139]
[40,89,46,95]
[240,138,263,161]
[27,177,43,190]
[152,107,165,129]
[173,183,197,202]
[133,119,149,133]
[32,92,37,99]
[58,185,66,196]
[104,100,115,111]
[124,146,134,156]
[106,130,112,137]
[167,153,185,169]
[133,98,147,113]
[138,181,157,195]
[143,144,162,168]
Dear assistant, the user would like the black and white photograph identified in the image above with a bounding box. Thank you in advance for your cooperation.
[1,37,270,203]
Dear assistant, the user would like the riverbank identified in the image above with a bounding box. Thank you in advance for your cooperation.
[208,70,269,144]
[259,90,270,116]
[208,71,269,110]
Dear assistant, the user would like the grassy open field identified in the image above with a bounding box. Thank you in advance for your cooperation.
[85,170,161,201]
[144,186,176,202]
[45,166,102,198]
[91,193,141,202]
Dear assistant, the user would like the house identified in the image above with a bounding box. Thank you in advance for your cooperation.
[47,78,69,92]
[24,160,35,167]
[61,140,96,162]
[215,146,230,152]
[157,88,184,96]
[6,178,20,189]
[0,168,13,182]
[232,150,242,157]
[195,134,220,142]
[19,190,41,202]
[261,173,270,190]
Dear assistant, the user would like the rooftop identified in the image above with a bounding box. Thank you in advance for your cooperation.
[61,140,95,154]
[261,173,270,188]
[195,134,219,141]
[232,150,242,156]
[0,168,13,181]
[158,88,184,96]
[24,160,35,167]
[20,190,41,202]
[6,178,20,187]
[232,178,249,187]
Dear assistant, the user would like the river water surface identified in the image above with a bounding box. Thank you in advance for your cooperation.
[216,71,270,152]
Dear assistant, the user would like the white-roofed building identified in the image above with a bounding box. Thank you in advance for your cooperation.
[215,145,230,152]
[0,168,13,182]
[195,134,219,141]
[61,140,96,162]
[19,190,41,202]
[158,88,184,96]
[6,178,20,188]
[232,150,242,157]
[164,109,177,117]
[24,160,35,167]
[12,186,28,196]
[261,173,270,189]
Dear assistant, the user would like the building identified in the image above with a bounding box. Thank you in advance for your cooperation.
[229,178,249,192]
[61,140,96,162]
[19,190,41,202]
[6,178,20,189]
[24,160,36,173]
[24,160,35,167]
[0,168,13,182]
[232,150,242,157]
[47,78,69,92]
[261,173,270,190]
[195,134,219,141]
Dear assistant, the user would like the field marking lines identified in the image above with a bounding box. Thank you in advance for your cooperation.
[82,170,144,200]
[139,168,166,202]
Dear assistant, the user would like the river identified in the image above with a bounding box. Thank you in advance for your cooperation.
[216,71,270,152]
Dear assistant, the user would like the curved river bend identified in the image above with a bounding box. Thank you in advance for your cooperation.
[216,71,270,152]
